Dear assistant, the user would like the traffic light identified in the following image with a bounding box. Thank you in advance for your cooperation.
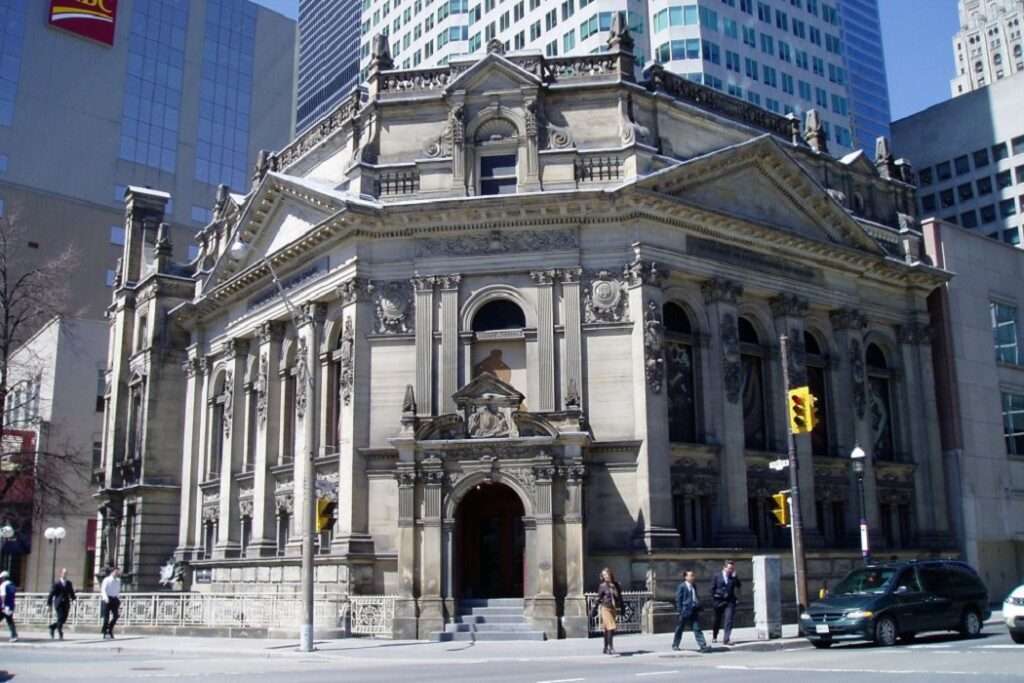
[771,491,790,527]
[315,497,333,533]
[787,386,816,434]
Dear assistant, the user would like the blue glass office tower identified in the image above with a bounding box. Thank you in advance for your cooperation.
[296,0,362,134]
[838,0,891,152]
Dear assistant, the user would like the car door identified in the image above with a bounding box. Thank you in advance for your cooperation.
[918,565,956,631]
[891,567,928,633]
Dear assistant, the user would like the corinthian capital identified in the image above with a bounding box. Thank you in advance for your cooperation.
[336,277,370,305]
[701,278,743,305]
[770,293,809,319]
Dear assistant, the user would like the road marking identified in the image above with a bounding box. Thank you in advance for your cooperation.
[635,672,679,677]
[537,679,585,683]
[909,643,953,649]
[716,665,1017,677]
[975,644,1021,649]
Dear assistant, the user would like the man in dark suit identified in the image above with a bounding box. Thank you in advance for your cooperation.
[671,570,710,653]
[47,567,76,640]
[711,559,741,645]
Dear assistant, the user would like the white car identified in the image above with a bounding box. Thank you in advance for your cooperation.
[1005,584,1024,644]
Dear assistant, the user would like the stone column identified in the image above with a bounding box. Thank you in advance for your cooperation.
[393,456,419,639]
[560,268,584,410]
[438,275,461,413]
[419,457,445,636]
[530,459,559,638]
[288,303,327,556]
[521,91,541,191]
[898,320,950,546]
[626,255,680,550]
[561,448,589,638]
[702,278,756,546]
[333,279,375,556]
[250,321,284,556]
[412,276,436,415]
[531,269,557,411]
[828,309,881,540]
[216,338,249,558]
[192,358,212,549]
[770,294,823,547]
[176,351,205,560]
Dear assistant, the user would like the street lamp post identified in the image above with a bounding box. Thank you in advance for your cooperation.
[0,525,14,575]
[44,527,66,620]
[850,446,870,564]
[230,240,317,652]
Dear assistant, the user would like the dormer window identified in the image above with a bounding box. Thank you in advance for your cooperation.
[480,154,517,195]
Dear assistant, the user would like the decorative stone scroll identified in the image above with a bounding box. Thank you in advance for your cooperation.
[582,271,629,323]
[222,370,234,438]
[850,338,866,419]
[255,354,268,426]
[720,313,742,404]
[370,281,413,334]
[643,300,665,393]
[415,229,577,258]
[295,338,310,419]
[338,318,355,406]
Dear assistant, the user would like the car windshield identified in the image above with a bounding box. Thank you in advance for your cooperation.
[831,568,899,595]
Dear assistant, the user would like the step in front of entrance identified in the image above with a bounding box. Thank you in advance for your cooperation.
[431,599,547,642]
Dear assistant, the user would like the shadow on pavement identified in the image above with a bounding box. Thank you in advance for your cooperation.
[829,630,999,650]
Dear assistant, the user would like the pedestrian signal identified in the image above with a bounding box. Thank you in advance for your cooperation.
[315,497,333,533]
[787,386,816,434]
[771,492,790,527]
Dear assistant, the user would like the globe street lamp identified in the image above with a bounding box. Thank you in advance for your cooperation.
[0,525,14,575]
[850,446,870,564]
[44,527,66,596]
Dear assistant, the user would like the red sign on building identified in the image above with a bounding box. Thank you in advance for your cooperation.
[48,0,118,47]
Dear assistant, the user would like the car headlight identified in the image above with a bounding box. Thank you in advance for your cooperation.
[800,612,812,620]
[844,610,874,619]
[1005,597,1024,606]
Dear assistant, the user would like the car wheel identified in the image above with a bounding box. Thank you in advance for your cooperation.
[811,640,832,649]
[1010,630,1024,644]
[899,632,916,644]
[875,616,898,647]
[959,609,982,638]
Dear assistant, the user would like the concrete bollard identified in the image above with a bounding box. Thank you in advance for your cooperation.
[753,555,782,640]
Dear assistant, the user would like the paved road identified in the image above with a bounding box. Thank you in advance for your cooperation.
[2,627,1022,682]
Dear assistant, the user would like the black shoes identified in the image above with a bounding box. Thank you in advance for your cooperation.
[49,625,55,639]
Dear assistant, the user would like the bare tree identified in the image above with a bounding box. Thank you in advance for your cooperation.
[0,211,86,527]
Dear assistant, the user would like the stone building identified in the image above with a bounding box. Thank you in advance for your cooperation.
[96,25,954,639]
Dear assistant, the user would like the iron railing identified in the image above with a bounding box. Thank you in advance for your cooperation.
[584,591,651,635]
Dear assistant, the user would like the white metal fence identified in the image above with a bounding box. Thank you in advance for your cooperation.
[12,593,397,635]
[584,591,652,635]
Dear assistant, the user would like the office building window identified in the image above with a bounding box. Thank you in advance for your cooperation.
[1013,135,1024,157]
[1002,392,1024,455]
[919,167,933,186]
[1016,165,1024,185]
[994,143,1009,161]
[978,177,994,195]
[997,170,1013,189]
[961,210,978,228]
[940,189,955,208]
[0,0,27,126]
[1001,199,1017,218]
[993,302,1019,364]
[958,183,974,202]
[479,154,516,195]
[1005,229,1020,246]
[920,194,936,212]
[936,161,952,181]
[981,204,997,223]
[974,148,990,168]
[120,0,190,173]
[954,155,971,175]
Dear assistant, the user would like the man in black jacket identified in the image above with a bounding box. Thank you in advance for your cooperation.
[671,570,710,653]
[47,568,76,640]
[710,559,741,645]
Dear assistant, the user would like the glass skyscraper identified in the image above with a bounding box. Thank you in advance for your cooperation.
[296,0,362,134]
[837,0,891,154]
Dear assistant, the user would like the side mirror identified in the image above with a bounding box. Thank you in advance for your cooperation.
[896,585,909,594]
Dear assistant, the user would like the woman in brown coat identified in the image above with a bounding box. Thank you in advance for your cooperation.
[594,567,624,654]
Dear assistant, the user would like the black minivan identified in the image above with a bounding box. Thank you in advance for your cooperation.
[800,560,990,648]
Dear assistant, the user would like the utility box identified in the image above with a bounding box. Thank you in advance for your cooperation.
[753,555,782,640]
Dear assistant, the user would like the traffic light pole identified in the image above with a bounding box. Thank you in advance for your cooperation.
[779,335,809,613]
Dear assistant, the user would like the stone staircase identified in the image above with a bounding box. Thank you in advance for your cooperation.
[432,598,547,641]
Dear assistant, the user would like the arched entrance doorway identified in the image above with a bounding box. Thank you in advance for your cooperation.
[455,482,525,598]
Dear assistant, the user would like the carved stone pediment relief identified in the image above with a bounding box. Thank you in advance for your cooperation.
[582,270,629,323]
[370,280,413,334]
[452,372,524,439]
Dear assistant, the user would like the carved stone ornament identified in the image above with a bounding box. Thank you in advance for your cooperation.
[530,269,557,286]
[546,121,574,150]
[721,313,742,403]
[316,472,340,503]
[202,505,219,522]
[158,559,185,588]
[453,373,524,439]
[898,321,931,346]
[829,308,866,332]
[770,293,809,319]
[276,493,295,514]
[256,353,269,425]
[850,338,866,419]
[396,470,417,488]
[239,499,254,517]
[337,277,369,305]
[371,281,413,334]
[624,254,668,289]
[259,320,286,344]
[415,229,577,258]
[468,404,513,438]
[295,338,309,419]
[222,370,234,439]
[564,378,581,410]
[338,318,355,406]
[702,278,743,305]
[583,271,629,323]
[643,299,665,393]
[402,384,417,415]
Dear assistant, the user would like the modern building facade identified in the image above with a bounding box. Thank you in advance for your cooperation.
[950,0,1024,96]
[96,30,954,638]
[2,318,108,591]
[891,72,1024,246]
[924,218,1024,601]
[344,0,891,155]
[296,0,362,134]
[0,0,295,321]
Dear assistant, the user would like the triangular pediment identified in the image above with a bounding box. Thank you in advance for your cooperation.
[453,371,525,406]
[839,149,878,176]
[445,53,542,94]
[635,136,883,254]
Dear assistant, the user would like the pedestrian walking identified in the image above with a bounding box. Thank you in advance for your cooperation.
[592,567,624,655]
[0,570,17,642]
[671,570,710,653]
[710,559,741,645]
[100,567,121,640]
[47,567,76,640]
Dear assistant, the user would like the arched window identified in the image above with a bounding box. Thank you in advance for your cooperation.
[472,300,526,332]
[805,331,830,456]
[664,302,698,443]
[329,320,353,454]
[207,372,227,480]
[739,317,767,451]
[866,343,896,461]
[470,299,527,395]
[276,505,290,557]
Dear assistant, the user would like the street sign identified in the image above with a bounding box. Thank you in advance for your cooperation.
[769,459,789,471]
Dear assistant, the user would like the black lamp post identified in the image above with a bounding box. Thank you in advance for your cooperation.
[850,445,870,564]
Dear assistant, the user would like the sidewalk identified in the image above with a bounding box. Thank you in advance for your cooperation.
[3,612,1004,662]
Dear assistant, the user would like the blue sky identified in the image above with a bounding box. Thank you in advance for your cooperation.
[251,0,960,121]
